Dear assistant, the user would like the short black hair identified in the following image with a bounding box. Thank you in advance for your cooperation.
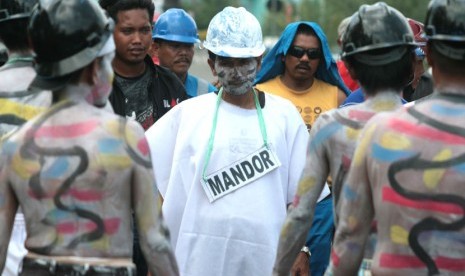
[345,46,415,96]
[429,40,465,77]
[0,18,30,51]
[99,0,154,24]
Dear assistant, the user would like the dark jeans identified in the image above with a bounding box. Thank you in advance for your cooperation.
[20,257,136,275]
[306,195,334,276]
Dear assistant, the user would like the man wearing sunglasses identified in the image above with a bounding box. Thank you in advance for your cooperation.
[255,22,350,276]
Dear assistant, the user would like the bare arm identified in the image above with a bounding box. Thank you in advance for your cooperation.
[128,121,179,276]
[327,122,376,275]
[274,117,331,275]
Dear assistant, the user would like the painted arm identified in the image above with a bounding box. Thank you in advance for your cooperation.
[274,116,331,275]
[128,121,179,276]
[327,123,376,275]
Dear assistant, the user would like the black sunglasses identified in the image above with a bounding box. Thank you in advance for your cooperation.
[288,46,321,59]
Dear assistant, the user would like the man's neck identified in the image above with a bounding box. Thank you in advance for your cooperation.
[112,58,147,78]
[56,83,92,104]
[433,66,465,95]
[178,72,188,84]
[221,89,256,109]
[280,74,314,92]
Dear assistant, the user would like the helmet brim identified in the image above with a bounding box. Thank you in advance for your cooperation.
[203,43,266,58]
[33,20,113,78]
[152,34,200,44]
[30,34,115,91]
[29,72,74,92]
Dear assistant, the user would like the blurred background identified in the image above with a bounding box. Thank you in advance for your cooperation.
[1,0,428,80]
[158,0,428,51]
[156,0,429,82]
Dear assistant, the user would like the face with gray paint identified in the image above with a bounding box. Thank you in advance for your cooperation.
[215,57,258,96]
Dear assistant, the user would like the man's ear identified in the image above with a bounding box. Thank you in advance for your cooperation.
[87,58,101,85]
[425,42,434,68]
[207,58,217,76]
[76,58,99,86]
[150,41,160,58]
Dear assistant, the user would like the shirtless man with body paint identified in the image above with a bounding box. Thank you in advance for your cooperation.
[273,3,417,275]
[0,0,51,274]
[0,0,178,275]
[329,0,465,275]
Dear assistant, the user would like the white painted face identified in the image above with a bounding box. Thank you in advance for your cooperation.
[88,51,115,107]
[215,57,258,96]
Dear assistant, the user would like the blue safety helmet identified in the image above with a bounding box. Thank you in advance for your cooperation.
[152,8,200,44]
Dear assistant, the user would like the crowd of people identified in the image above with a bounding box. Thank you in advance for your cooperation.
[0,0,464,275]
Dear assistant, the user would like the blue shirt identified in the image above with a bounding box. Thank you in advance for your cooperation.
[340,88,407,108]
[184,73,216,98]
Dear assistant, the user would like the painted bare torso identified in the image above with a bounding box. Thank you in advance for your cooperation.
[0,100,176,274]
[331,91,465,275]
[274,92,404,274]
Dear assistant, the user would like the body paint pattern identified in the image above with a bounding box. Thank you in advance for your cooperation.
[25,102,104,252]
[274,93,404,273]
[330,93,465,275]
[2,100,154,255]
[0,89,51,139]
[385,101,465,275]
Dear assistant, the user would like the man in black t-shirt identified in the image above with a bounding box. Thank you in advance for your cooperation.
[100,0,187,131]
[99,0,187,274]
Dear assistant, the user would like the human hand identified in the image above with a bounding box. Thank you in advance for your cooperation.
[290,252,310,276]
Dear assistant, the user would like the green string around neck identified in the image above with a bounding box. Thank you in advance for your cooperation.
[201,87,269,182]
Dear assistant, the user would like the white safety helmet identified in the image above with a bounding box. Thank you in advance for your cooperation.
[203,6,265,58]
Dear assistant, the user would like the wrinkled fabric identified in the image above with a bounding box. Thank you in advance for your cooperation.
[146,92,309,276]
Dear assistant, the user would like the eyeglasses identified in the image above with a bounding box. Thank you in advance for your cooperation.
[287,46,321,59]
